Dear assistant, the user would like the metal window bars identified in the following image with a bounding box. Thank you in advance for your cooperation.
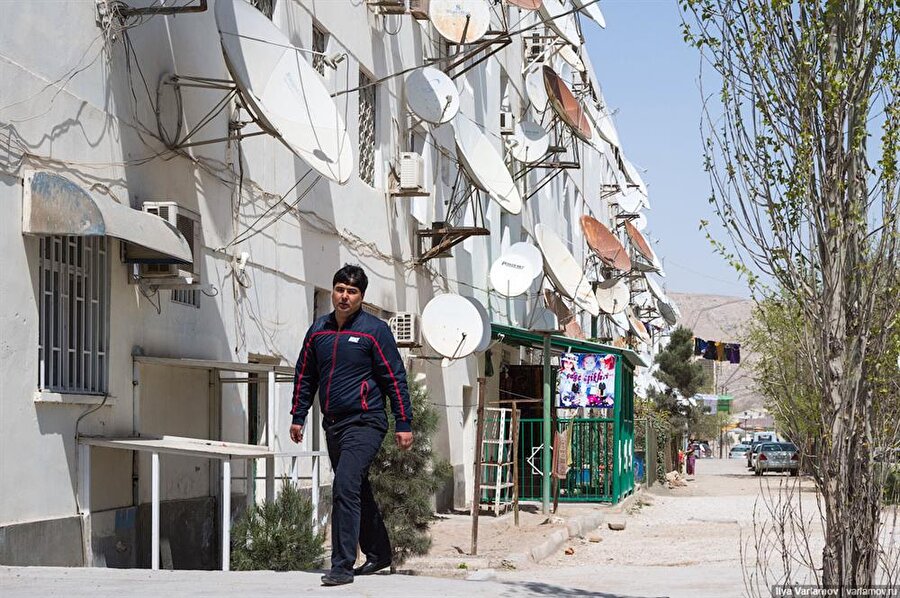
[358,70,377,187]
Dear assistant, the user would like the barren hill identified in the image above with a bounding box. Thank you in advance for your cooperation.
[668,292,764,412]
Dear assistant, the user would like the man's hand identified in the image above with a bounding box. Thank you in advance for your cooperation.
[395,431,413,451]
[290,424,304,444]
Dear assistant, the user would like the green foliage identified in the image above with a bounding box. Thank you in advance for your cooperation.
[369,382,452,568]
[230,482,325,571]
[654,327,707,400]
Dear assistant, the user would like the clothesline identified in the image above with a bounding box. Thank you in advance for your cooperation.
[693,337,741,364]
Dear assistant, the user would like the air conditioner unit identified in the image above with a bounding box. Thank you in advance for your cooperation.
[365,0,407,15]
[399,152,425,191]
[389,312,421,347]
[140,201,202,284]
[499,110,515,135]
[408,0,429,19]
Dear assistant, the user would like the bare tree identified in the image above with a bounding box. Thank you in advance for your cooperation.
[680,0,899,590]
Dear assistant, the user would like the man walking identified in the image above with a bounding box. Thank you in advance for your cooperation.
[289,265,413,586]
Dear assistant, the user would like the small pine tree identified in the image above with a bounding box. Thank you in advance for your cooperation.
[651,326,708,441]
[230,482,325,571]
[369,382,452,570]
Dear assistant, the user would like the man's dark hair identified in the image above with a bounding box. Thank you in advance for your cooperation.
[333,264,368,294]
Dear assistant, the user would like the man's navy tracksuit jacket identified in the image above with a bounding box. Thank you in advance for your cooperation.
[290,308,411,573]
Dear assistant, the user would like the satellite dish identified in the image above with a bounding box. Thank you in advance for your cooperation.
[405,67,460,124]
[632,291,655,310]
[429,0,492,44]
[543,66,592,142]
[625,221,663,271]
[539,0,581,46]
[215,0,353,184]
[595,278,629,314]
[506,120,551,163]
[594,111,620,149]
[508,0,543,9]
[632,212,648,231]
[544,290,586,339]
[622,158,648,197]
[421,294,488,358]
[645,275,666,302]
[658,298,678,326]
[615,190,644,213]
[626,307,651,343]
[534,223,601,316]
[507,242,545,278]
[453,115,523,214]
[572,0,606,27]
[525,68,550,112]
[558,43,586,72]
[579,215,631,272]
[490,248,542,297]
[465,296,493,352]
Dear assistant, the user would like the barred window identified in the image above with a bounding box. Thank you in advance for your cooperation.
[38,236,109,394]
[312,24,327,75]
[249,0,276,19]
[171,289,200,308]
[358,70,376,187]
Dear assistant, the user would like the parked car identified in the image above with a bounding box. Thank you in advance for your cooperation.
[747,443,761,469]
[730,443,751,459]
[755,442,799,476]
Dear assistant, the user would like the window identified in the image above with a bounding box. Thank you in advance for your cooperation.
[171,289,200,308]
[38,236,109,394]
[312,24,327,75]
[250,0,276,19]
[358,70,377,187]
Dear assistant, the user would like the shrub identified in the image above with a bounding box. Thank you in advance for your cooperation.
[231,482,325,571]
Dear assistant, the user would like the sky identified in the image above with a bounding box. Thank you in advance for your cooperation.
[581,1,754,298]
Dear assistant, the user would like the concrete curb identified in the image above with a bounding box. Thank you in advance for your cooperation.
[526,488,647,563]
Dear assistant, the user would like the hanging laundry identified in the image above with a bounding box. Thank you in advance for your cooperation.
[716,342,726,361]
[703,341,718,361]
[694,337,707,356]
[727,343,741,364]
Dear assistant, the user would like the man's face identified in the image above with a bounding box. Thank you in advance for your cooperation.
[332,282,363,317]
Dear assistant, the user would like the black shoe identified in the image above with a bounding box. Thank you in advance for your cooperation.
[320,571,354,586]
[353,560,392,576]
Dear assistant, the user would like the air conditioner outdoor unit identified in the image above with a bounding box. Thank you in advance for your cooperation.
[140,201,202,284]
[389,312,421,347]
[399,152,425,191]
[365,0,408,15]
[499,110,515,135]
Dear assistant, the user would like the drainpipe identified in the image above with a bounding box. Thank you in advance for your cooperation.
[542,334,552,514]
[132,352,142,507]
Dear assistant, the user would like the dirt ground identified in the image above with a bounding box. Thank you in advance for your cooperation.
[410,459,829,597]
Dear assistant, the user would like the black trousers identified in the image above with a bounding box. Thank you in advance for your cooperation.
[325,421,392,574]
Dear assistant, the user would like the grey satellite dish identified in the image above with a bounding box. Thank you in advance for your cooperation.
[539,0,581,46]
[658,298,678,326]
[534,223,601,317]
[405,67,460,124]
[215,0,353,184]
[572,0,606,28]
[506,120,551,163]
[421,294,488,358]
[526,68,550,112]
[454,115,523,214]
[429,0,492,44]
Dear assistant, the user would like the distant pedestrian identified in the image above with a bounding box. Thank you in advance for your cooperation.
[289,264,413,587]
[686,441,697,477]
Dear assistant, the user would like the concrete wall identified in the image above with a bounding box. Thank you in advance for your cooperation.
[0,0,650,566]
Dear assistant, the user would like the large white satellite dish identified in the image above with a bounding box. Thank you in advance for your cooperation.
[539,0,581,46]
[632,212,648,231]
[615,190,644,214]
[645,275,666,302]
[610,310,630,332]
[429,0,492,44]
[595,278,629,314]
[626,307,651,343]
[506,120,550,163]
[215,0,353,184]
[525,68,550,112]
[405,67,461,124]
[622,158,648,197]
[489,248,541,297]
[453,115,523,214]
[507,242,544,278]
[558,43,586,72]
[534,224,601,316]
[421,294,487,358]
[465,296,493,352]
[572,0,606,28]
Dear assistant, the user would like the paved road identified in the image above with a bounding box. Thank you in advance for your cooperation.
[1,459,814,598]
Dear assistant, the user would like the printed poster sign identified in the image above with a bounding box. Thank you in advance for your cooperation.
[556,352,617,408]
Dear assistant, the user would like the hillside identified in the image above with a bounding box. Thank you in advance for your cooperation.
[668,292,763,412]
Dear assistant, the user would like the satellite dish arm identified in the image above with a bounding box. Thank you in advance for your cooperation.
[290,327,322,427]
[371,324,413,433]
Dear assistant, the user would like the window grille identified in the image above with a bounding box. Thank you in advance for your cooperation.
[171,289,200,308]
[38,236,109,394]
[358,70,377,187]
[312,24,327,75]
[249,0,276,19]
